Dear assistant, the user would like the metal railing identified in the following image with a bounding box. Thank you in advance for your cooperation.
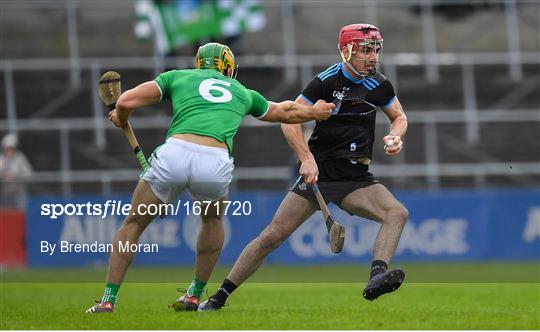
[2,106,538,194]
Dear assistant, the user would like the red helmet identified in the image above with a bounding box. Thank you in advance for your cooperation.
[338,23,383,76]
[338,23,383,49]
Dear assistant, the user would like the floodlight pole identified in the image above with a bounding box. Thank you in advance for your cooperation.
[504,0,523,81]
[67,1,81,89]
[421,1,439,84]
[281,0,298,83]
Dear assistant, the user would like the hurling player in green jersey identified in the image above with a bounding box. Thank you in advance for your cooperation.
[86,42,334,313]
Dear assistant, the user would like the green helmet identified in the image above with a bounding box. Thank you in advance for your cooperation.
[195,42,237,78]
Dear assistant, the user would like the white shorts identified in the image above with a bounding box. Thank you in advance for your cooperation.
[140,137,234,203]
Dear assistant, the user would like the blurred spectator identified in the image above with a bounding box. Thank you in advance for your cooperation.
[0,134,33,209]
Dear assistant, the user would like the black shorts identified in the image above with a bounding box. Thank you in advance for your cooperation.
[290,159,378,207]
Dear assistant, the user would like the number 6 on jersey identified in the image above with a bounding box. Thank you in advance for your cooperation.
[199,78,232,103]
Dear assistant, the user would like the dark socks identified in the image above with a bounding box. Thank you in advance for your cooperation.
[211,278,237,305]
[370,260,388,279]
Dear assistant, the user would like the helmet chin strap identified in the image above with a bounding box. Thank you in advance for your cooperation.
[339,44,369,78]
[344,60,367,78]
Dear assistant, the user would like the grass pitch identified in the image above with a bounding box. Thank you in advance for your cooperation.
[1,263,539,329]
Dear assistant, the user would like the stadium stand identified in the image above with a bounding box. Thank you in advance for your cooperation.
[1,0,539,194]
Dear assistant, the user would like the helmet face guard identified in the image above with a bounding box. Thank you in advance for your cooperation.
[338,24,383,77]
[196,42,238,79]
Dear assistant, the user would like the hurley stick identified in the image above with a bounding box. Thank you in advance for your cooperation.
[312,184,345,253]
[98,71,149,170]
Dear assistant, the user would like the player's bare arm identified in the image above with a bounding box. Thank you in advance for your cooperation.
[108,81,162,128]
[281,96,319,185]
[382,97,407,156]
[260,99,334,124]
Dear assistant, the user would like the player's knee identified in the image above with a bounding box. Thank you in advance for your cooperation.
[258,227,287,251]
[389,204,409,227]
[121,215,146,234]
[399,205,409,223]
[257,233,279,251]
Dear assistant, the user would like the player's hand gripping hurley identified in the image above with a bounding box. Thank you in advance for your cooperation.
[312,184,345,253]
[98,71,149,170]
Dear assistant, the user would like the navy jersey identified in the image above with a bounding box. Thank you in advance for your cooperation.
[300,63,395,162]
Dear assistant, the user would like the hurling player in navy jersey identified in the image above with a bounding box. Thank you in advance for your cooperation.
[200,24,408,310]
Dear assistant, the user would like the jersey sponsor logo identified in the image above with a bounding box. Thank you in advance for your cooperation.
[332,87,350,101]
[332,87,351,114]
[348,108,376,116]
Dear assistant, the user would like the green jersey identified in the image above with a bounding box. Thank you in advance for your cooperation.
[154,69,269,152]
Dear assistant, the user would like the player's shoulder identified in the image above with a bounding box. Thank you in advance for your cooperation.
[196,69,242,85]
[361,72,394,93]
[161,68,189,74]
[228,77,256,98]
[370,72,390,85]
[182,68,209,77]
[316,63,342,82]
[157,68,196,79]
[367,72,386,83]
[228,76,246,87]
